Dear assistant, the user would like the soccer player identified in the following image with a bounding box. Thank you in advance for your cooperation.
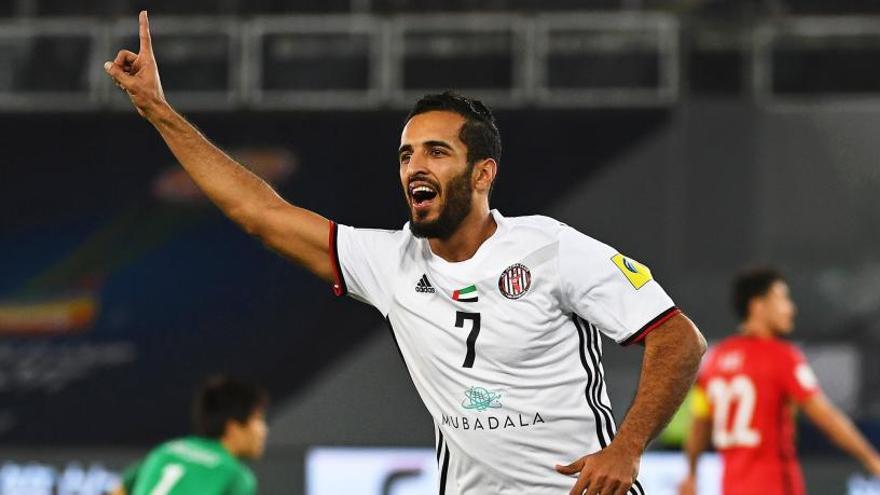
[111,376,268,495]
[679,268,880,495]
[104,12,707,494]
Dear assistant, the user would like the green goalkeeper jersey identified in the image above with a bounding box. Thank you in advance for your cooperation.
[123,436,256,495]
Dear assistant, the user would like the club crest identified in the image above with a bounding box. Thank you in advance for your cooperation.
[498,263,531,300]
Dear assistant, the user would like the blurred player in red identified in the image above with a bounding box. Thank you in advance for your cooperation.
[679,268,880,495]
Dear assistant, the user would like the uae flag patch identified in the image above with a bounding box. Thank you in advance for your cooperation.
[452,284,478,303]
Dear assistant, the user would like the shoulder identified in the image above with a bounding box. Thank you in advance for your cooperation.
[337,223,408,241]
[152,437,185,456]
[227,457,254,476]
[701,337,742,371]
[714,335,742,350]
[137,439,181,468]
[227,460,256,490]
[504,214,566,234]
[771,339,807,363]
[338,224,410,242]
[505,214,609,253]
[336,224,416,252]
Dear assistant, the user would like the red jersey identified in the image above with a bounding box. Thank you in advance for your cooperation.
[696,335,821,495]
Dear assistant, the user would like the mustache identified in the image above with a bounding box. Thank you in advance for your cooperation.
[407,175,442,194]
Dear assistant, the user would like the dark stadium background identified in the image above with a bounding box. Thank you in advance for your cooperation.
[2,0,880,493]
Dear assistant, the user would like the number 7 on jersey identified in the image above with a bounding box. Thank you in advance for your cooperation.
[455,311,481,368]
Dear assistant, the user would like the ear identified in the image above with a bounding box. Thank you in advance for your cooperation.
[472,158,497,194]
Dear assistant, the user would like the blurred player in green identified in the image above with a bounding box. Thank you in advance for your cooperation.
[111,376,268,495]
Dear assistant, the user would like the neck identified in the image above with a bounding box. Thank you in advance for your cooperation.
[428,206,497,262]
[220,436,240,457]
[740,320,775,339]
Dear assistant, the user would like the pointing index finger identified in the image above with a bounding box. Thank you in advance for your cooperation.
[139,10,152,54]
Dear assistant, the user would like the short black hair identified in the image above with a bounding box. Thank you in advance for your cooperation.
[732,267,785,320]
[193,375,267,439]
[406,91,502,170]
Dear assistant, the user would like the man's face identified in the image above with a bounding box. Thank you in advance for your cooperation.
[231,409,268,459]
[398,111,474,239]
[754,281,797,335]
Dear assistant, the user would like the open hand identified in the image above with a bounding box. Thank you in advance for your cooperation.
[556,443,640,495]
[103,11,166,120]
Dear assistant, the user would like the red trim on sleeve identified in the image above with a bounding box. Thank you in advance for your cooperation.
[328,221,347,297]
[622,306,681,346]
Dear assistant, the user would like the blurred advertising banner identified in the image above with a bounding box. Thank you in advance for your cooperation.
[306,447,437,495]
[306,448,723,495]
[850,475,880,495]
[0,462,119,495]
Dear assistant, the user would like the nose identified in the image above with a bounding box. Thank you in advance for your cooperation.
[404,149,430,176]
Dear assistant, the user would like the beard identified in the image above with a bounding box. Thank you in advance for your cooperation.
[409,166,473,240]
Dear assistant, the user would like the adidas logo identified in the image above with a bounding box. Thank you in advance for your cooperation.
[415,274,435,294]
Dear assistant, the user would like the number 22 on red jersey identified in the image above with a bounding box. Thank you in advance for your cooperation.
[706,375,761,448]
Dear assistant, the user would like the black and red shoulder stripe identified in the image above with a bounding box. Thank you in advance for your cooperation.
[621,306,681,346]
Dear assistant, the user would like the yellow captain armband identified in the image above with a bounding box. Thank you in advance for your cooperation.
[690,385,711,420]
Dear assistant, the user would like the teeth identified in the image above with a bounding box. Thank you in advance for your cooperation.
[412,186,434,194]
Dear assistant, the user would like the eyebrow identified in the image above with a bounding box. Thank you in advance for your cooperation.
[424,140,454,151]
[398,140,454,157]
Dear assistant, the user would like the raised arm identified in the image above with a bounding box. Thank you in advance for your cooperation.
[103,11,333,283]
[801,393,880,476]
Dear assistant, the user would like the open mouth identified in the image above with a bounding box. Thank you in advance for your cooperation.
[409,182,439,210]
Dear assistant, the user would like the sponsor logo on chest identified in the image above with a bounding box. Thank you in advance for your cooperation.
[440,385,546,432]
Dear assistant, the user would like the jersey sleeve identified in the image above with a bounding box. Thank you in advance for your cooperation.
[558,226,678,345]
[780,346,821,404]
[331,222,402,315]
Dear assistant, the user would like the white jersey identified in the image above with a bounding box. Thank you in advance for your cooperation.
[331,210,678,495]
